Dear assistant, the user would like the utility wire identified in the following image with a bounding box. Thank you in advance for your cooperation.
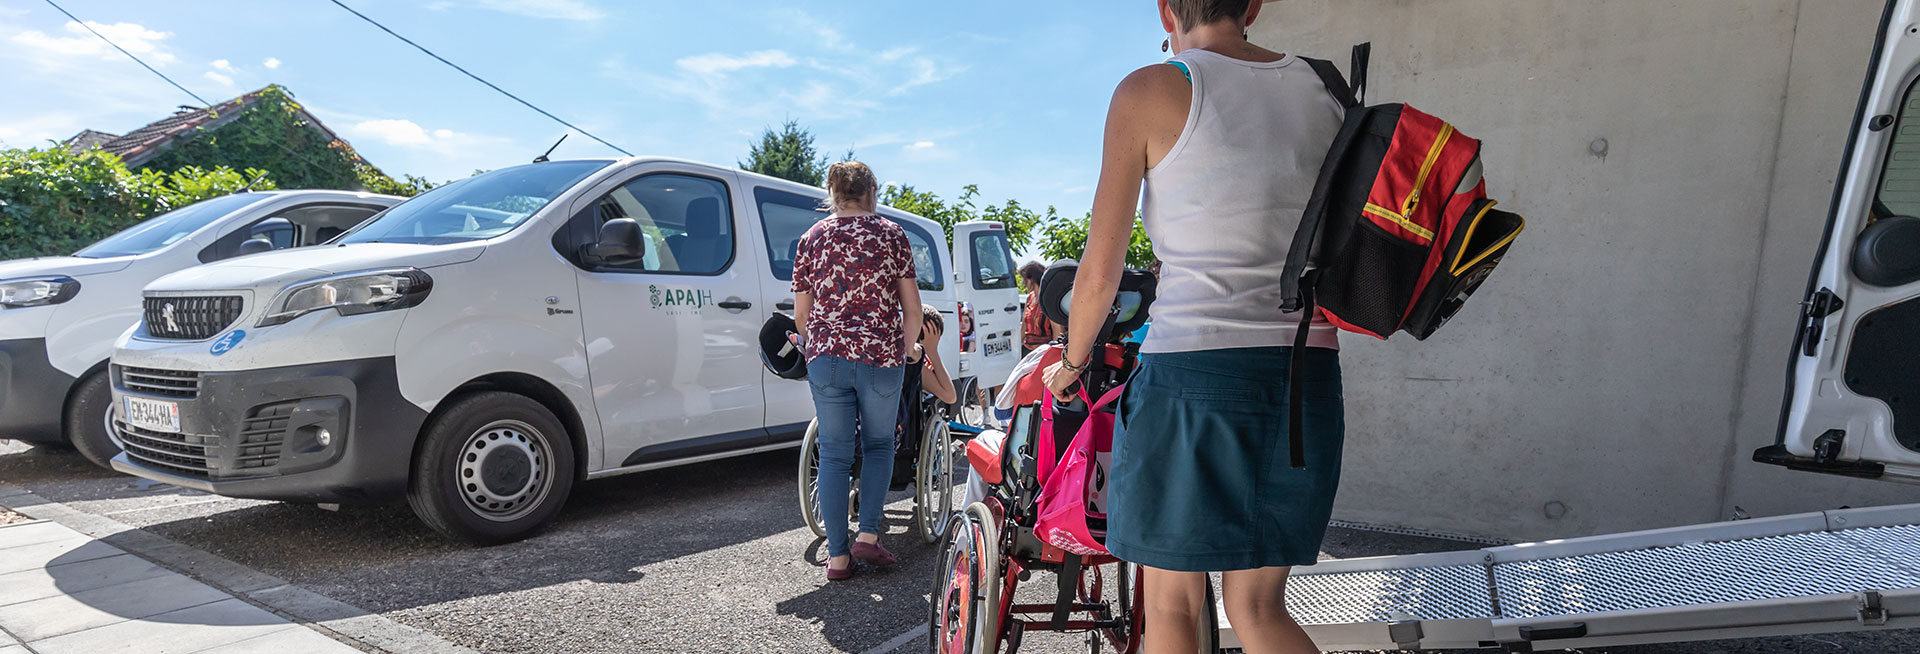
[41,0,343,183]
[324,0,633,156]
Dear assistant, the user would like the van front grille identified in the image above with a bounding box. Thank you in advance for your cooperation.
[116,421,216,479]
[118,367,200,398]
[143,295,244,340]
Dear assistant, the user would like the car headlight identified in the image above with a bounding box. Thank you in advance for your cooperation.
[0,276,81,308]
[258,268,433,327]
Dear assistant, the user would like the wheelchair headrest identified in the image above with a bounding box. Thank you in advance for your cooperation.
[1037,260,1157,336]
[757,313,808,380]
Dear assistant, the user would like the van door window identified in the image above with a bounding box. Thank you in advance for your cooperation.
[752,186,944,290]
[969,231,1017,290]
[586,174,736,275]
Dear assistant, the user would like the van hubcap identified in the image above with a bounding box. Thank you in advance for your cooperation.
[457,420,551,522]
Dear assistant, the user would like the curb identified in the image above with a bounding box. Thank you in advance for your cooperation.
[0,482,479,654]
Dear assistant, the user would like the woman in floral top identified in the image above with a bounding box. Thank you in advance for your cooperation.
[792,161,923,581]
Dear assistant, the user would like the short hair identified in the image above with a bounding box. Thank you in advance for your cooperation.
[921,304,944,335]
[1167,0,1253,29]
[1019,261,1046,286]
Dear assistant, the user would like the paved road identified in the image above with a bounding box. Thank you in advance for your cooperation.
[3,440,1916,653]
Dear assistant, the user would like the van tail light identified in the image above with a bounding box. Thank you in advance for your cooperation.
[958,301,976,353]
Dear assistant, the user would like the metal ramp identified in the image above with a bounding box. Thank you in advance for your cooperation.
[1220,504,1920,651]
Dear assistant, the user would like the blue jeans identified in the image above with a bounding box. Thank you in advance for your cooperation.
[808,355,906,558]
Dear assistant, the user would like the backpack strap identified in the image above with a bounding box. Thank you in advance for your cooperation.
[1302,57,1357,109]
[1349,43,1371,105]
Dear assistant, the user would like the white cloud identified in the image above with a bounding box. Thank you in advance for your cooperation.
[262,57,281,69]
[342,116,517,159]
[675,50,795,75]
[211,59,233,72]
[906,141,936,151]
[351,119,434,146]
[10,21,177,67]
[890,57,965,96]
[456,0,603,21]
[203,71,233,87]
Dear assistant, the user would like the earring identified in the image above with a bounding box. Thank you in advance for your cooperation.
[1161,38,1170,52]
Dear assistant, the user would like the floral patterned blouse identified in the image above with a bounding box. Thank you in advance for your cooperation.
[792,214,916,368]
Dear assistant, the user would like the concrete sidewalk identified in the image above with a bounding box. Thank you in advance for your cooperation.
[0,519,357,654]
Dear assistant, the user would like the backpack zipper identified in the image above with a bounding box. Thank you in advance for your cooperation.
[1402,123,1457,217]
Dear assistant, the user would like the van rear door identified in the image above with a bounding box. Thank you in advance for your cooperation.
[1758,0,1920,483]
[951,221,1021,390]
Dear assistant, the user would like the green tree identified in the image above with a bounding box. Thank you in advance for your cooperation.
[740,120,848,186]
[0,145,274,259]
[879,184,1050,252]
[1035,212,1156,268]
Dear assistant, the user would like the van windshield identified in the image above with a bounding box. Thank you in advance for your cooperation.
[74,194,268,258]
[340,161,610,245]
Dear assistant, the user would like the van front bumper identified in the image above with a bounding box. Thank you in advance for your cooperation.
[0,337,76,444]
[108,356,427,503]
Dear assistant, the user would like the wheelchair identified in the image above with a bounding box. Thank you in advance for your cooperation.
[796,390,965,545]
[930,261,1220,654]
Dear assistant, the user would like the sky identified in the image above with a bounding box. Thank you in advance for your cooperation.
[0,0,1172,245]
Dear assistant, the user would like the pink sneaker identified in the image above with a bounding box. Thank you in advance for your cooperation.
[850,540,898,566]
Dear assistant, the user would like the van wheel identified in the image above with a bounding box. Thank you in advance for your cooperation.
[65,371,119,470]
[407,392,575,545]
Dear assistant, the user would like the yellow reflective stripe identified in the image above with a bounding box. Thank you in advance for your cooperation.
[1403,123,1457,216]
[1363,203,1436,242]
[1450,200,1525,275]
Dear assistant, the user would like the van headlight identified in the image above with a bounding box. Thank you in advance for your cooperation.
[0,276,81,308]
[258,268,433,327]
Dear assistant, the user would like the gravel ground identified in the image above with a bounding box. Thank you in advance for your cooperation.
[3,438,1917,653]
[0,507,26,525]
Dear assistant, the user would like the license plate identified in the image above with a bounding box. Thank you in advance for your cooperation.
[123,396,181,433]
[984,339,1013,357]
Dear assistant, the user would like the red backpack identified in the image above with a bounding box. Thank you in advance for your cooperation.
[1276,45,1528,468]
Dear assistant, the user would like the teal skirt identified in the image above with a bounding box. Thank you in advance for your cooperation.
[1107,347,1344,571]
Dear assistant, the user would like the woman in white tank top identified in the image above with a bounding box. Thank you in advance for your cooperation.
[1043,2,1345,652]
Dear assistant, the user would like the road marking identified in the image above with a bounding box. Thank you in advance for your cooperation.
[861,624,925,654]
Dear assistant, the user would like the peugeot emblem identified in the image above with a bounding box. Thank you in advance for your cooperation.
[160,303,180,333]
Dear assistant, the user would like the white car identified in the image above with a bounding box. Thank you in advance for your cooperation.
[106,157,1018,543]
[0,190,397,467]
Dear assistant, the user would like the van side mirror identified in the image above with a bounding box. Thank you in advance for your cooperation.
[582,218,645,266]
[236,238,275,256]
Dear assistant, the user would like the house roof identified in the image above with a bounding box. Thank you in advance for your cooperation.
[62,129,119,152]
[64,86,356,169]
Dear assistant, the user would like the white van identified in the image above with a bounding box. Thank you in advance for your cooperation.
[106,158,1016,543]
[0,190,398,468]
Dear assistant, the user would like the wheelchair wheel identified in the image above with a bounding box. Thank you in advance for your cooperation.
[1084,561,1143,653]
[952,377,990,431]
[914,412,957,544]
[797,419,826,539]
[930,503,1003,654]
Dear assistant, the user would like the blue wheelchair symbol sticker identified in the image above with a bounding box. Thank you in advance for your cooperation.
[210,330,246,356]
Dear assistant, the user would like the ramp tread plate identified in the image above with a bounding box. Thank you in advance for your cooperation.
[1493,529,1920,619]
[1838,524,1920,578]
[1286,564,1495,625]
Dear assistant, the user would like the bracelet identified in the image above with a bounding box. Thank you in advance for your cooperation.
[1060,354,1087,373]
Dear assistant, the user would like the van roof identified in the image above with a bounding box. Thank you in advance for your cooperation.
[555,156,942,231]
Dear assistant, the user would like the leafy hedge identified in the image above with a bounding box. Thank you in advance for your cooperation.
[0,146,274,259]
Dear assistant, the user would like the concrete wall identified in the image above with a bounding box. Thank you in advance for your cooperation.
[1251,0,1920,542]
